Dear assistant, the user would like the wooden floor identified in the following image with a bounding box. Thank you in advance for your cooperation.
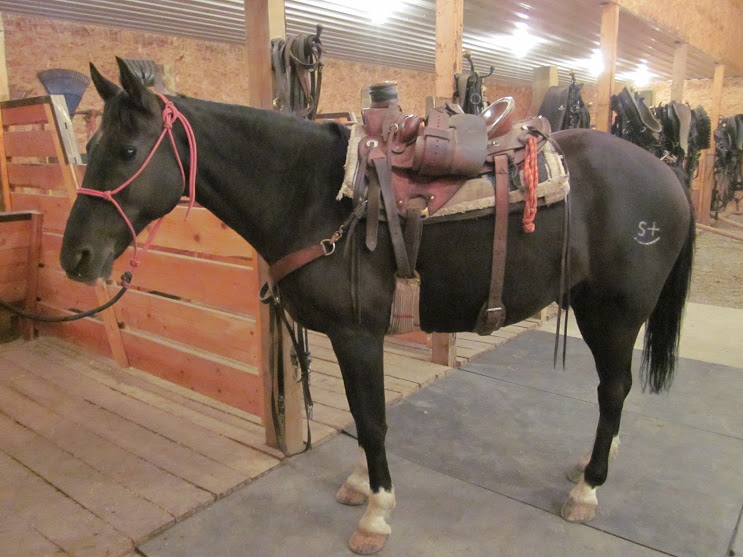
[0,314,549,557]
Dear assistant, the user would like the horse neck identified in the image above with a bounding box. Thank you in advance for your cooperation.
[173,97,350,263]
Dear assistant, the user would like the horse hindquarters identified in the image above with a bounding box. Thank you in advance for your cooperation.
[557,129,695,522]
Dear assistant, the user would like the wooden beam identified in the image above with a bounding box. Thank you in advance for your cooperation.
[696,223,743,242]
[531,66,558,115]
[431,0,463,366]
[0,15,9,102]
[432,333,457,368]
[670,43,687,102]
[245,0,305,455]
[243,0,273,109]
[595,3,619,132]
[20,212,42,340]
[698,63,725,224]
[0,100,11,211]
[434,0,463,101]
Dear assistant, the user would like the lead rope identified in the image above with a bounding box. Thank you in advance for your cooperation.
[259,283,313,455]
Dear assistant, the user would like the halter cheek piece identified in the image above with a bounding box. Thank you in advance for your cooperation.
[77,93,198,286]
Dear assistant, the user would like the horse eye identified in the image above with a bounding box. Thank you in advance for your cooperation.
[122,146,137,161]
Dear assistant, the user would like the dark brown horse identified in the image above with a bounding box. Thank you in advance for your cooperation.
[60,59,694,554]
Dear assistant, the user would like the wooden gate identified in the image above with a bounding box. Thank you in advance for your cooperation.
[0,96,266,420]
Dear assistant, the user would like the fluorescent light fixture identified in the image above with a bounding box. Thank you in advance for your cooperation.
[587,49,604,77]
[568,48,604,77]
[509,23,534,58]
[487,22,543,59]
[617,63,655,88]
[365,0,399,25]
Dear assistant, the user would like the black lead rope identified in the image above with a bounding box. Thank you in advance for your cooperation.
[259,282,313,456]
[0,272,131,322]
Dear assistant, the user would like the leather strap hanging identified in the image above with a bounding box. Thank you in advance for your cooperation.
[474,154,509,334]
[370,148,413,278]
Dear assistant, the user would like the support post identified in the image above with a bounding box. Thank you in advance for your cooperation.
[244,0,273,109]
[434,0,463,104]
[698,63,725,224]
[20,212,42,340]
[0,15,9,102]
[670,43,687,103]
[531,66,558,115]
[245,0,305,454]
[429,0,463,367]
[595,3,619,132]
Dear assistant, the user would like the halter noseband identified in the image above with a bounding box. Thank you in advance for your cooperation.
[77,92,197,286]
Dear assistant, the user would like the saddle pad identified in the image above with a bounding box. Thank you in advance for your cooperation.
[338,124,569,218]
[430,140,569,220]
[338,123,369,200]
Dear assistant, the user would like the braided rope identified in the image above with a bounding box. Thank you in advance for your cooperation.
[522,135,539,233]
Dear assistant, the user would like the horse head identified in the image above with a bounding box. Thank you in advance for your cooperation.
[60,58,188,283]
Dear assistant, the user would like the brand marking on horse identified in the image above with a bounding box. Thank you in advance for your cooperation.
[634,221,661,245]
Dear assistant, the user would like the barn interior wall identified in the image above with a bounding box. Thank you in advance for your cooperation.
[3,12,743,152]
[1,14,439,149]
[618,0,743,73]
[0,13,546,147]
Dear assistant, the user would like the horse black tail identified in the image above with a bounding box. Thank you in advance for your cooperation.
[640,201,695,393]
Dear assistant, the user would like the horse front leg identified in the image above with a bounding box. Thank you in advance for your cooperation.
[329,327,395,555]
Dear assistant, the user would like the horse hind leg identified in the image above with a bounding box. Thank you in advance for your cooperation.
[329,327,396,555]
[561,307,638,523]
[567,435,621,483]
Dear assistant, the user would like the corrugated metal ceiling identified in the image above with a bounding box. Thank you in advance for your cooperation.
[0,0,723,86]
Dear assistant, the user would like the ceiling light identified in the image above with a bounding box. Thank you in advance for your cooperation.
[617,63,655,88]
[487,22,542,59]
[365,0,399,25]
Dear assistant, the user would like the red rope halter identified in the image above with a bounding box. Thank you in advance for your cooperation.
[77,93,197,285]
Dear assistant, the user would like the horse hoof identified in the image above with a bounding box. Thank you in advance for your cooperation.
[566,466,584,484]
[561,496,596,523]
[336,483,368,506]
[348,529,389,555]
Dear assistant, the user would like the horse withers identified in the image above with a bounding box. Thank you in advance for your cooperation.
[60,58,695,554]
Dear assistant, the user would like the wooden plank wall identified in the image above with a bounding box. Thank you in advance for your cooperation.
[0,96,266,421]
[0,210,42,339]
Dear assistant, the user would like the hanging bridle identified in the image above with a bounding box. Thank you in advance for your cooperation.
[77,92,198,286]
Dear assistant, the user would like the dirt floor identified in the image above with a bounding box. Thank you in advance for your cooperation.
[689,211,743,309]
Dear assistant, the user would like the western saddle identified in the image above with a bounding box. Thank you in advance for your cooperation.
[354,82,551,335]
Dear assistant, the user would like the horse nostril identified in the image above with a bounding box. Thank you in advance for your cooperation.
[64,246,92,277]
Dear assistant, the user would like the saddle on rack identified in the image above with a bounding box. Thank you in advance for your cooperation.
[611,86,662,152]
[537,73,591,131]
[348,82,552,336]
[653,101,692,165]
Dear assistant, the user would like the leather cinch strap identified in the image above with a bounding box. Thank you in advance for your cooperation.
[475,154,509,334]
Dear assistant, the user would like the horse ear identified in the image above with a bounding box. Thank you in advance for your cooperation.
[115,56,153,110]
[90,62,121,101]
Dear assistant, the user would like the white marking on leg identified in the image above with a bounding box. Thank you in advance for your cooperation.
[562,474,599,522]
[345,446,371,496]
[568,477,598,508]
[358,487,396,535]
